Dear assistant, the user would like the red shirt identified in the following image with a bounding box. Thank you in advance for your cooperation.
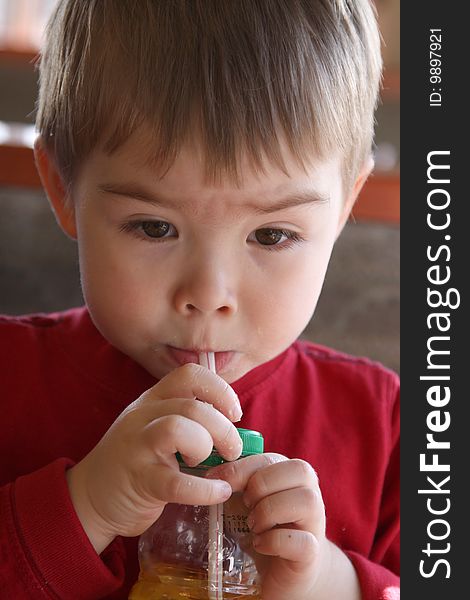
[0,307,399,599]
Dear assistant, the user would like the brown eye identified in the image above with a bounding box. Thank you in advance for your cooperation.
[142,221,170,238]
[254,228,284,245]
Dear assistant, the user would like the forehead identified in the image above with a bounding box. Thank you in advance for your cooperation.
[79,128,344,207]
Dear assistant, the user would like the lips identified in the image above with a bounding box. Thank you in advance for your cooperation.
[167,346,234,372]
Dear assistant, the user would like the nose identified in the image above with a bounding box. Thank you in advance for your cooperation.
[172,254,238,317]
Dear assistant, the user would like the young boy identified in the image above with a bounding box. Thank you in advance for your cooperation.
[0,1,399,599]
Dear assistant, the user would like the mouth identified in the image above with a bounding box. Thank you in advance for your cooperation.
[166,345,235,372]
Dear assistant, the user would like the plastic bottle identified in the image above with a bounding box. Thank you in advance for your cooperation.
[129,428,264,599]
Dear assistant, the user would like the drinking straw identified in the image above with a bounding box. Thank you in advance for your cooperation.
[199,352,224,600]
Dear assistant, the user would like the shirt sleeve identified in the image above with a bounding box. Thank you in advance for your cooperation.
[346,551,400,600]
[0,458,125,599]
[346,379,400,600]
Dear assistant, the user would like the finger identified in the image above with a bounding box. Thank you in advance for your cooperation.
[206,453,288,493]
[253,528,319,563]
[248,487,325,537]
[142,414,215,465]
[142,463,232,506]
[144,402,243,462]
[143,363,242,421]
[242,459,319,509]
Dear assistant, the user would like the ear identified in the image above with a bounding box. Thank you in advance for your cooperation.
[335,155,375,239]
[33,137,77,239]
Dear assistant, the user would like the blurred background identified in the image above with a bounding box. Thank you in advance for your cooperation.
[0,0,400,373]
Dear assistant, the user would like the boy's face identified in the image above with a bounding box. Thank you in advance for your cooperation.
[40,131,362,384]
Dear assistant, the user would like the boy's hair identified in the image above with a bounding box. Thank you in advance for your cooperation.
[36,0,382,196]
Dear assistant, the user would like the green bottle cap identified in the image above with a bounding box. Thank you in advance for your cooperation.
[177,427,264,468]
[237,428,264,456]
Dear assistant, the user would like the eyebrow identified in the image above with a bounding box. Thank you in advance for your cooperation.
[97,182,329,214]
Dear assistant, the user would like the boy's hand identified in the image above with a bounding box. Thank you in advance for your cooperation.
[207,455,361,600]
[66,364,242,554]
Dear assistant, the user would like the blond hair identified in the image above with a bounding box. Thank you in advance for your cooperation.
[36,0,382,194]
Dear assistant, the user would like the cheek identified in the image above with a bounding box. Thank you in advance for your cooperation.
[77,243,163,356]
[76,219,157,320]
[275,260,324,322]
[248,242,333,348]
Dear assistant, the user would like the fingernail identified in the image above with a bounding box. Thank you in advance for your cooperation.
[229,405,243,422]
[234,393,243,419]
[216,480,232,499]
[252,535,261,548]
[247,513,254,530]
